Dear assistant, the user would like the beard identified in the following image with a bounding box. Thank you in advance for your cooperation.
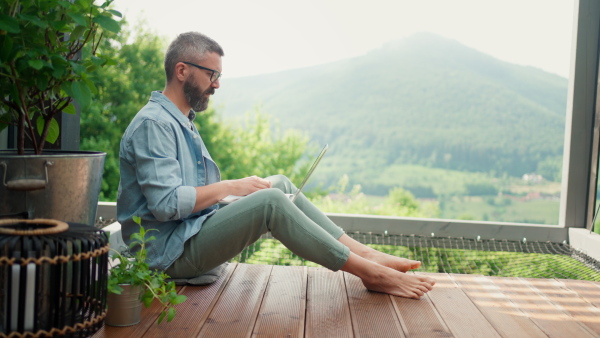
[183,74,214,112]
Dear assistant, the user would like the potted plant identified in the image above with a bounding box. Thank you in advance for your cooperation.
[106,216,187,326]
[0,0,121,225]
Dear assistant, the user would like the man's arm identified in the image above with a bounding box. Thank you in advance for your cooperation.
[192,176,272,213]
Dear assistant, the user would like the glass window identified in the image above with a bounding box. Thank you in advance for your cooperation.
[210,1,576,225]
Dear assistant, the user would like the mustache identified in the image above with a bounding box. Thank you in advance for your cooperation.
[205,88,215,95]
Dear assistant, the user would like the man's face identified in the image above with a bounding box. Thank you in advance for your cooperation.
[183,52,222,112]
[183,73,213,112]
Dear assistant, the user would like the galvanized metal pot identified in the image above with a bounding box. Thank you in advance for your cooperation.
[0,150,105,226]
[105,284,144,326]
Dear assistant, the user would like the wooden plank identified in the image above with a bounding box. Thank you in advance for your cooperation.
[305,267,353,338]
[390,273,453,338]
[559,278,600,307]
[251,265,307,337]
[92,286,183,338]
[197,263,272,337]
[560,279,600,335]
[344,272,405,337]
[141,262,237,337]
[523,278,600,336]
[451,273,546,338]
[417,272,501,338]
[490,277,596,337]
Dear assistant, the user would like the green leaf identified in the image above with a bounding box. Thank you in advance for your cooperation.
[36,74,49,91]
[70,81,91,110]
[149,278,161,289]
[157,311,166,325]
[104,58,118,66]
[50,20,67,31]
[69,26,86,42]
[141,292,154,307]
[108,284,123,294]
[63,102,76,115]
[167,308,176,322]
[0,35,14,62]
[130,233,143,242]
[61,81,74,97]
[18,14,48,29]
[56,0,72,9]
[93,15,120,33]
[133,215,142,225]
[0,14,20,33]
[171,295,187,305]
[52,62,66,78]
[28,60,45,70]
[108,9,123,18]
[82,77,98,95]
[67,13,87,27]
[36,117,60,144]
[71,61,86,75]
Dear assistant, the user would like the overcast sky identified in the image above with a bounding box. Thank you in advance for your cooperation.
[112,0,576,79]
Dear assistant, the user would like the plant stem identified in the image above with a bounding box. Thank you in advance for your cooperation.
[17,113,24,155]
[10,62,39,154]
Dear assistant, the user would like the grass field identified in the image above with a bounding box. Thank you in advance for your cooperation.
[439,196,560,224]
[314,165,562,225]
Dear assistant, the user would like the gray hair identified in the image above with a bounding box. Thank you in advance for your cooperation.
[164,32,224,82]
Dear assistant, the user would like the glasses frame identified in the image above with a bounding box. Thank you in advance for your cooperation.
[181,61,221,83]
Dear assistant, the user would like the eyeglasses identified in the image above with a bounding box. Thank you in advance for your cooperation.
[182,61,222,83]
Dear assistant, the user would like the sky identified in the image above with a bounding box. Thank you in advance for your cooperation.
[112,0,576,79]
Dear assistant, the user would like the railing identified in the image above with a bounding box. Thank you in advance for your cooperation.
[95,201,600,263]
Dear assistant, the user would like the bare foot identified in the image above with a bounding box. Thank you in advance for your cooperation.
[337,234,421,273]
[361,265,435,299]
[365,250,421,272]
[341,252,435,299]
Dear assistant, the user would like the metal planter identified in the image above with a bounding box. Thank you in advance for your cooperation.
[0,150,105,226]
[105,284,143,326]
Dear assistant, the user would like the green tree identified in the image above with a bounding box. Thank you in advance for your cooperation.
[384,187,419,211]
[310,176,439,218]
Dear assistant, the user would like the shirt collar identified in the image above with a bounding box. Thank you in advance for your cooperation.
[149,91,196,128]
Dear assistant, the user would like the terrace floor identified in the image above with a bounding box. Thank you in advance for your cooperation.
[92,262,600,337]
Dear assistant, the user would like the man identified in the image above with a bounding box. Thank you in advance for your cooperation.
[117,32,435,299]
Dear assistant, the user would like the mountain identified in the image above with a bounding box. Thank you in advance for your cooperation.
[211,32,568,195]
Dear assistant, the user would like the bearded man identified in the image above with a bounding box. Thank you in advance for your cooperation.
[117,32,435,299]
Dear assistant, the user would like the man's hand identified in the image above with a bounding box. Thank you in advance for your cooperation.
[228,176,272,196]
[192,176,272,213]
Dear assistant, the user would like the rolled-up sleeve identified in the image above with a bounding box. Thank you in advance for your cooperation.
[128,119,196,221]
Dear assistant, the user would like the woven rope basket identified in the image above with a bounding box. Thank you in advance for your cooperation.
[0,219,109,337]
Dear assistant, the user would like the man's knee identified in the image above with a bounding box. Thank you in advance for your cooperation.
[254,187,287,203]
[267,174,293,191]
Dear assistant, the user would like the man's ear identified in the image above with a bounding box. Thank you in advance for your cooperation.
[173,62,188,82]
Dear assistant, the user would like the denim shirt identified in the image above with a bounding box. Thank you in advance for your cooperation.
[117,91,220,271]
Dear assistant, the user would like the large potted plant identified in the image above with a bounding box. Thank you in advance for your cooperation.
[0,0,121,225]
[107,216,187,326]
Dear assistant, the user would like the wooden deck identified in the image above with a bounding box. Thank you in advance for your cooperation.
[93,262,600,337]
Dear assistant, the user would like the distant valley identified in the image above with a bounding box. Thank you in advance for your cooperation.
[211,32,568,196]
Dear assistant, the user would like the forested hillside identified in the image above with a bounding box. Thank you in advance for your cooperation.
[212,32,568,195]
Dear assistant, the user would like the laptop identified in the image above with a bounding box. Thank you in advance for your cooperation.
[218,144,328,204]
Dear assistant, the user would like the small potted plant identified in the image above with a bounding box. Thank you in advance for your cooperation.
[106,216,187,326]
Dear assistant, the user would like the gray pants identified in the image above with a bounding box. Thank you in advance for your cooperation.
[165,175,350,279]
